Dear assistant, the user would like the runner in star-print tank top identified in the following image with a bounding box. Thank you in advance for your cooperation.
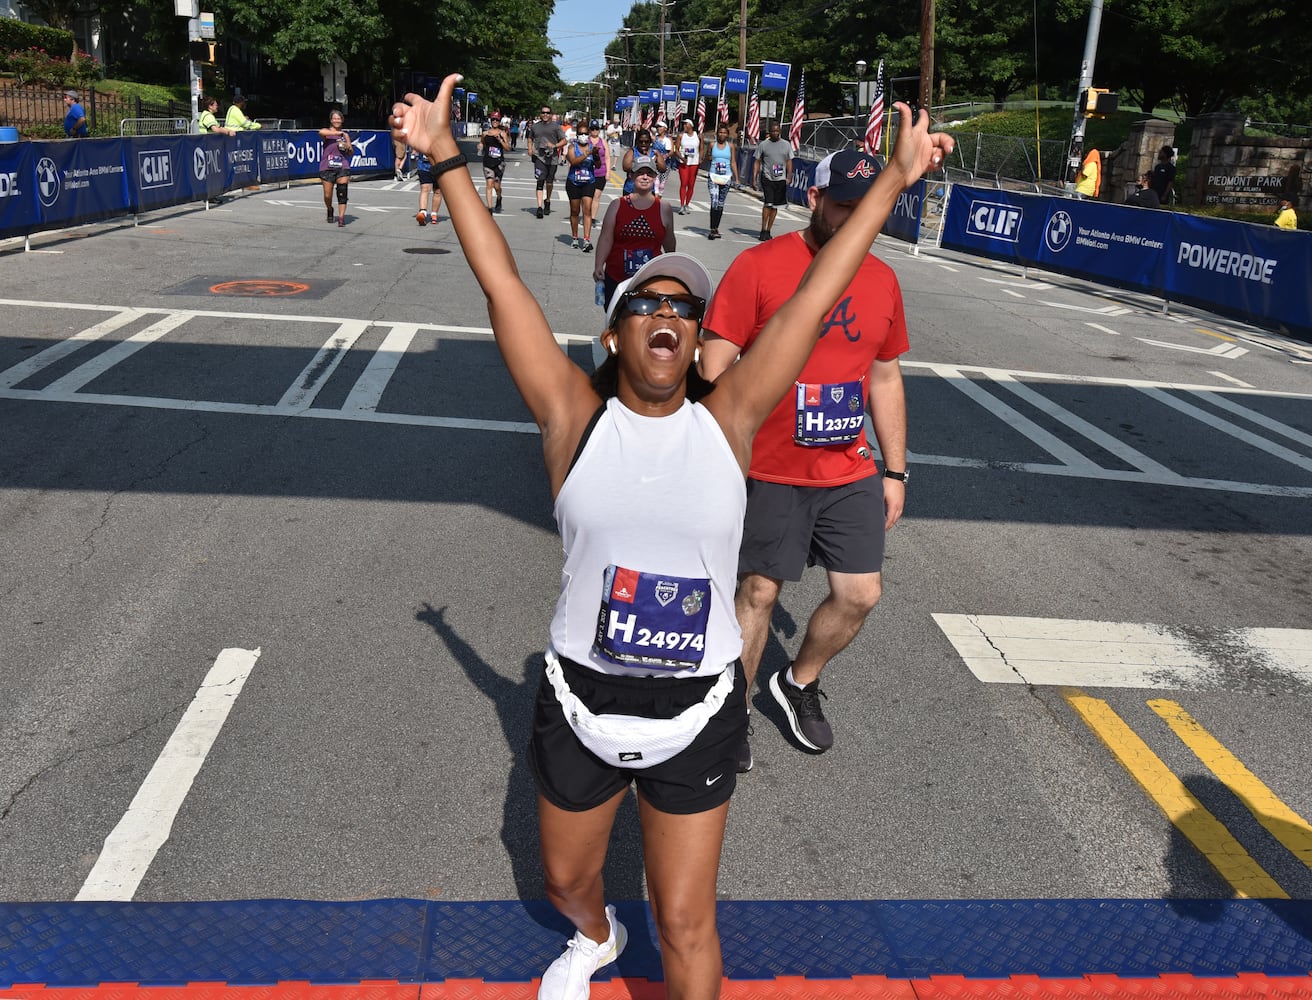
[602,196,668,284]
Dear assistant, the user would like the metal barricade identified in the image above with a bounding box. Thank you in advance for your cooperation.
[120,117,193,136]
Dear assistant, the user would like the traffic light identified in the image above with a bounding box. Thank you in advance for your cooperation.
[188,40,218,64]
[1082,87,1118,118]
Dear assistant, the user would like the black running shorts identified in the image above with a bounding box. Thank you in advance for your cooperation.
[738,475,886,581]
[528,655,747,815]
[761,177,787,207]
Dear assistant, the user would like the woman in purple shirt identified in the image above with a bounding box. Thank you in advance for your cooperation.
[319,110,353,228]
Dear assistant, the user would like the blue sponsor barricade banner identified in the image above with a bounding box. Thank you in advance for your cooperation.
[787,157,814,206]
[32,138,130,228]
[0,140,40,239]
[285,129,391,181]
[699,76,721,97]
[259,130,290,185]
[942,185,1311,341]
[127,136,202,212]
[227,130,261,188]
[1166,213,1309,339]
[726,69,749,94]
[883,178,925,244]
[761,61,790,91]
[679,81,698,100]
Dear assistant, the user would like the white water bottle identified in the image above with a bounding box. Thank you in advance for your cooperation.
[595,280,606,308]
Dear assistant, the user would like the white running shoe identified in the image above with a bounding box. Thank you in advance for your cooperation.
[538,904,627,1000]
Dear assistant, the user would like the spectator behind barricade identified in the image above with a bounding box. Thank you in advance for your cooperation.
[1148,145,1175,204]
[199,97,237,137]
[1075,148,1101,199]
[1275,199,1299,230]
[225,96,262,130]
[62,90,88,137]
[1124,174,1160,209]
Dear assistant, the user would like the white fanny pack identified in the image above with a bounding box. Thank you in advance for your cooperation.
[544,648,734,768]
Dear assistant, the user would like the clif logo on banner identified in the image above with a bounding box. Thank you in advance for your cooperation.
[967,200,1023,242]
[138,150,172,190]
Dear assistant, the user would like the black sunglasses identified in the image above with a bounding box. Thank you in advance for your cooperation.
[618,290,706,321]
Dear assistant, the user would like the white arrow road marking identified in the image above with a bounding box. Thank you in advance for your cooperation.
[77,647,261,901]
[1136,338,1248,359]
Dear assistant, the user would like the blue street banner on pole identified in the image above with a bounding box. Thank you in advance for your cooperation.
[647,88,663,103]
[761,61,791,91]
[679,81,698,100]
[699,76,721,98]
[726,69,749,94]
[662,85,678,102]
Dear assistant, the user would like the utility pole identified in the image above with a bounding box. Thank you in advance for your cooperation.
[919,0,934,111]
[739,0,748,126]
[1067,0,1104,187]
[658,2,666,88]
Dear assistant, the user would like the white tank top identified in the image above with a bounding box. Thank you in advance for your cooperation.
[679,131,700,165]
[550,397,745,678]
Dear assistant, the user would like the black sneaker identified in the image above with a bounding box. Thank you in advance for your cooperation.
[736,719,754,773]
[759,229,769,241]
[543,202,551,215]
[536,206,544,219]
[495,198,503,212]
[769,669,832,752]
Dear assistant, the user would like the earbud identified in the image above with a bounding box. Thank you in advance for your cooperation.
[694,346,701,364]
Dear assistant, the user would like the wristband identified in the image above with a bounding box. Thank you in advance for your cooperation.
[430,153,467,178]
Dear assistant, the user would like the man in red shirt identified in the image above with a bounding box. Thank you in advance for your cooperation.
[700,149,909,771]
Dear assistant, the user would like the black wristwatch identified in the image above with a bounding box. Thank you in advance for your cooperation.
[883,468,909,483]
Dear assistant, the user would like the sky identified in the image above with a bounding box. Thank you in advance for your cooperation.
[548,0,629,87]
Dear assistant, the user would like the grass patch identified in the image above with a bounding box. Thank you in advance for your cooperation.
[95,78,189,104]
[944,105,1192,157]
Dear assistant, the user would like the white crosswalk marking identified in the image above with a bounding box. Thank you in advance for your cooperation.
[4,301,1310,498]
[933,615,1312,691]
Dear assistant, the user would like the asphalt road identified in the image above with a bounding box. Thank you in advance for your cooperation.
[2,148,1310,907]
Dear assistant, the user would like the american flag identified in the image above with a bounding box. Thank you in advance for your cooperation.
[642,105,653,129]
[788,71,805,151]
[745,83,760,145]
[864,59,886,154]
[717,87,728,125]
[655,104,666,130]
[695,94,706,132]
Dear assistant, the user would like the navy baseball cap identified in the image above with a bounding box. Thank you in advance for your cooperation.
[813,149,882,201]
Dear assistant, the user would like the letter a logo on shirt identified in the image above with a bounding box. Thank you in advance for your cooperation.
[611,566,640,603]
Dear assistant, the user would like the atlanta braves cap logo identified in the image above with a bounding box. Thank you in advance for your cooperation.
[847,159,877,179]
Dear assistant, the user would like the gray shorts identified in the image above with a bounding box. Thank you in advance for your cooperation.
[738,476,886,581]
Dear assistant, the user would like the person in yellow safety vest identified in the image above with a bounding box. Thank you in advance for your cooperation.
[1275,199,1298,230]
[1075,147,1101,199]
[198,97,236,136]
[225,95,262,130]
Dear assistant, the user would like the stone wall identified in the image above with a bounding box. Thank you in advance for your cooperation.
[1183,112,1309,213]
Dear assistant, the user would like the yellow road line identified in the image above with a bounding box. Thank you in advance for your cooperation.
[1063,690,1288,899]
[1196,327,1237,343]
[1150,699,1312,869]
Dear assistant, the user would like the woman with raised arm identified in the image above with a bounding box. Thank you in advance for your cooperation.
[390,74,950,1000]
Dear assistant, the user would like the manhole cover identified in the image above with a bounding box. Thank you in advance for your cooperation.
[403,247,452,255]
[210,280,311,297]
[162,276,345,299]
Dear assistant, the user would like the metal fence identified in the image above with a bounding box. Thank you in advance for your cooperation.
[792,113,1067,187]
[0,87,190,135]
[120,117,192,136]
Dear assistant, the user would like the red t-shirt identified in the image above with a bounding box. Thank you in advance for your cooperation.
[703,230,909,487]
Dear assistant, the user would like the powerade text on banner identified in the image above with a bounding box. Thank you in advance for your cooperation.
[726,69,749,94]
[679,81,697,100]
[0,140,39,239]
